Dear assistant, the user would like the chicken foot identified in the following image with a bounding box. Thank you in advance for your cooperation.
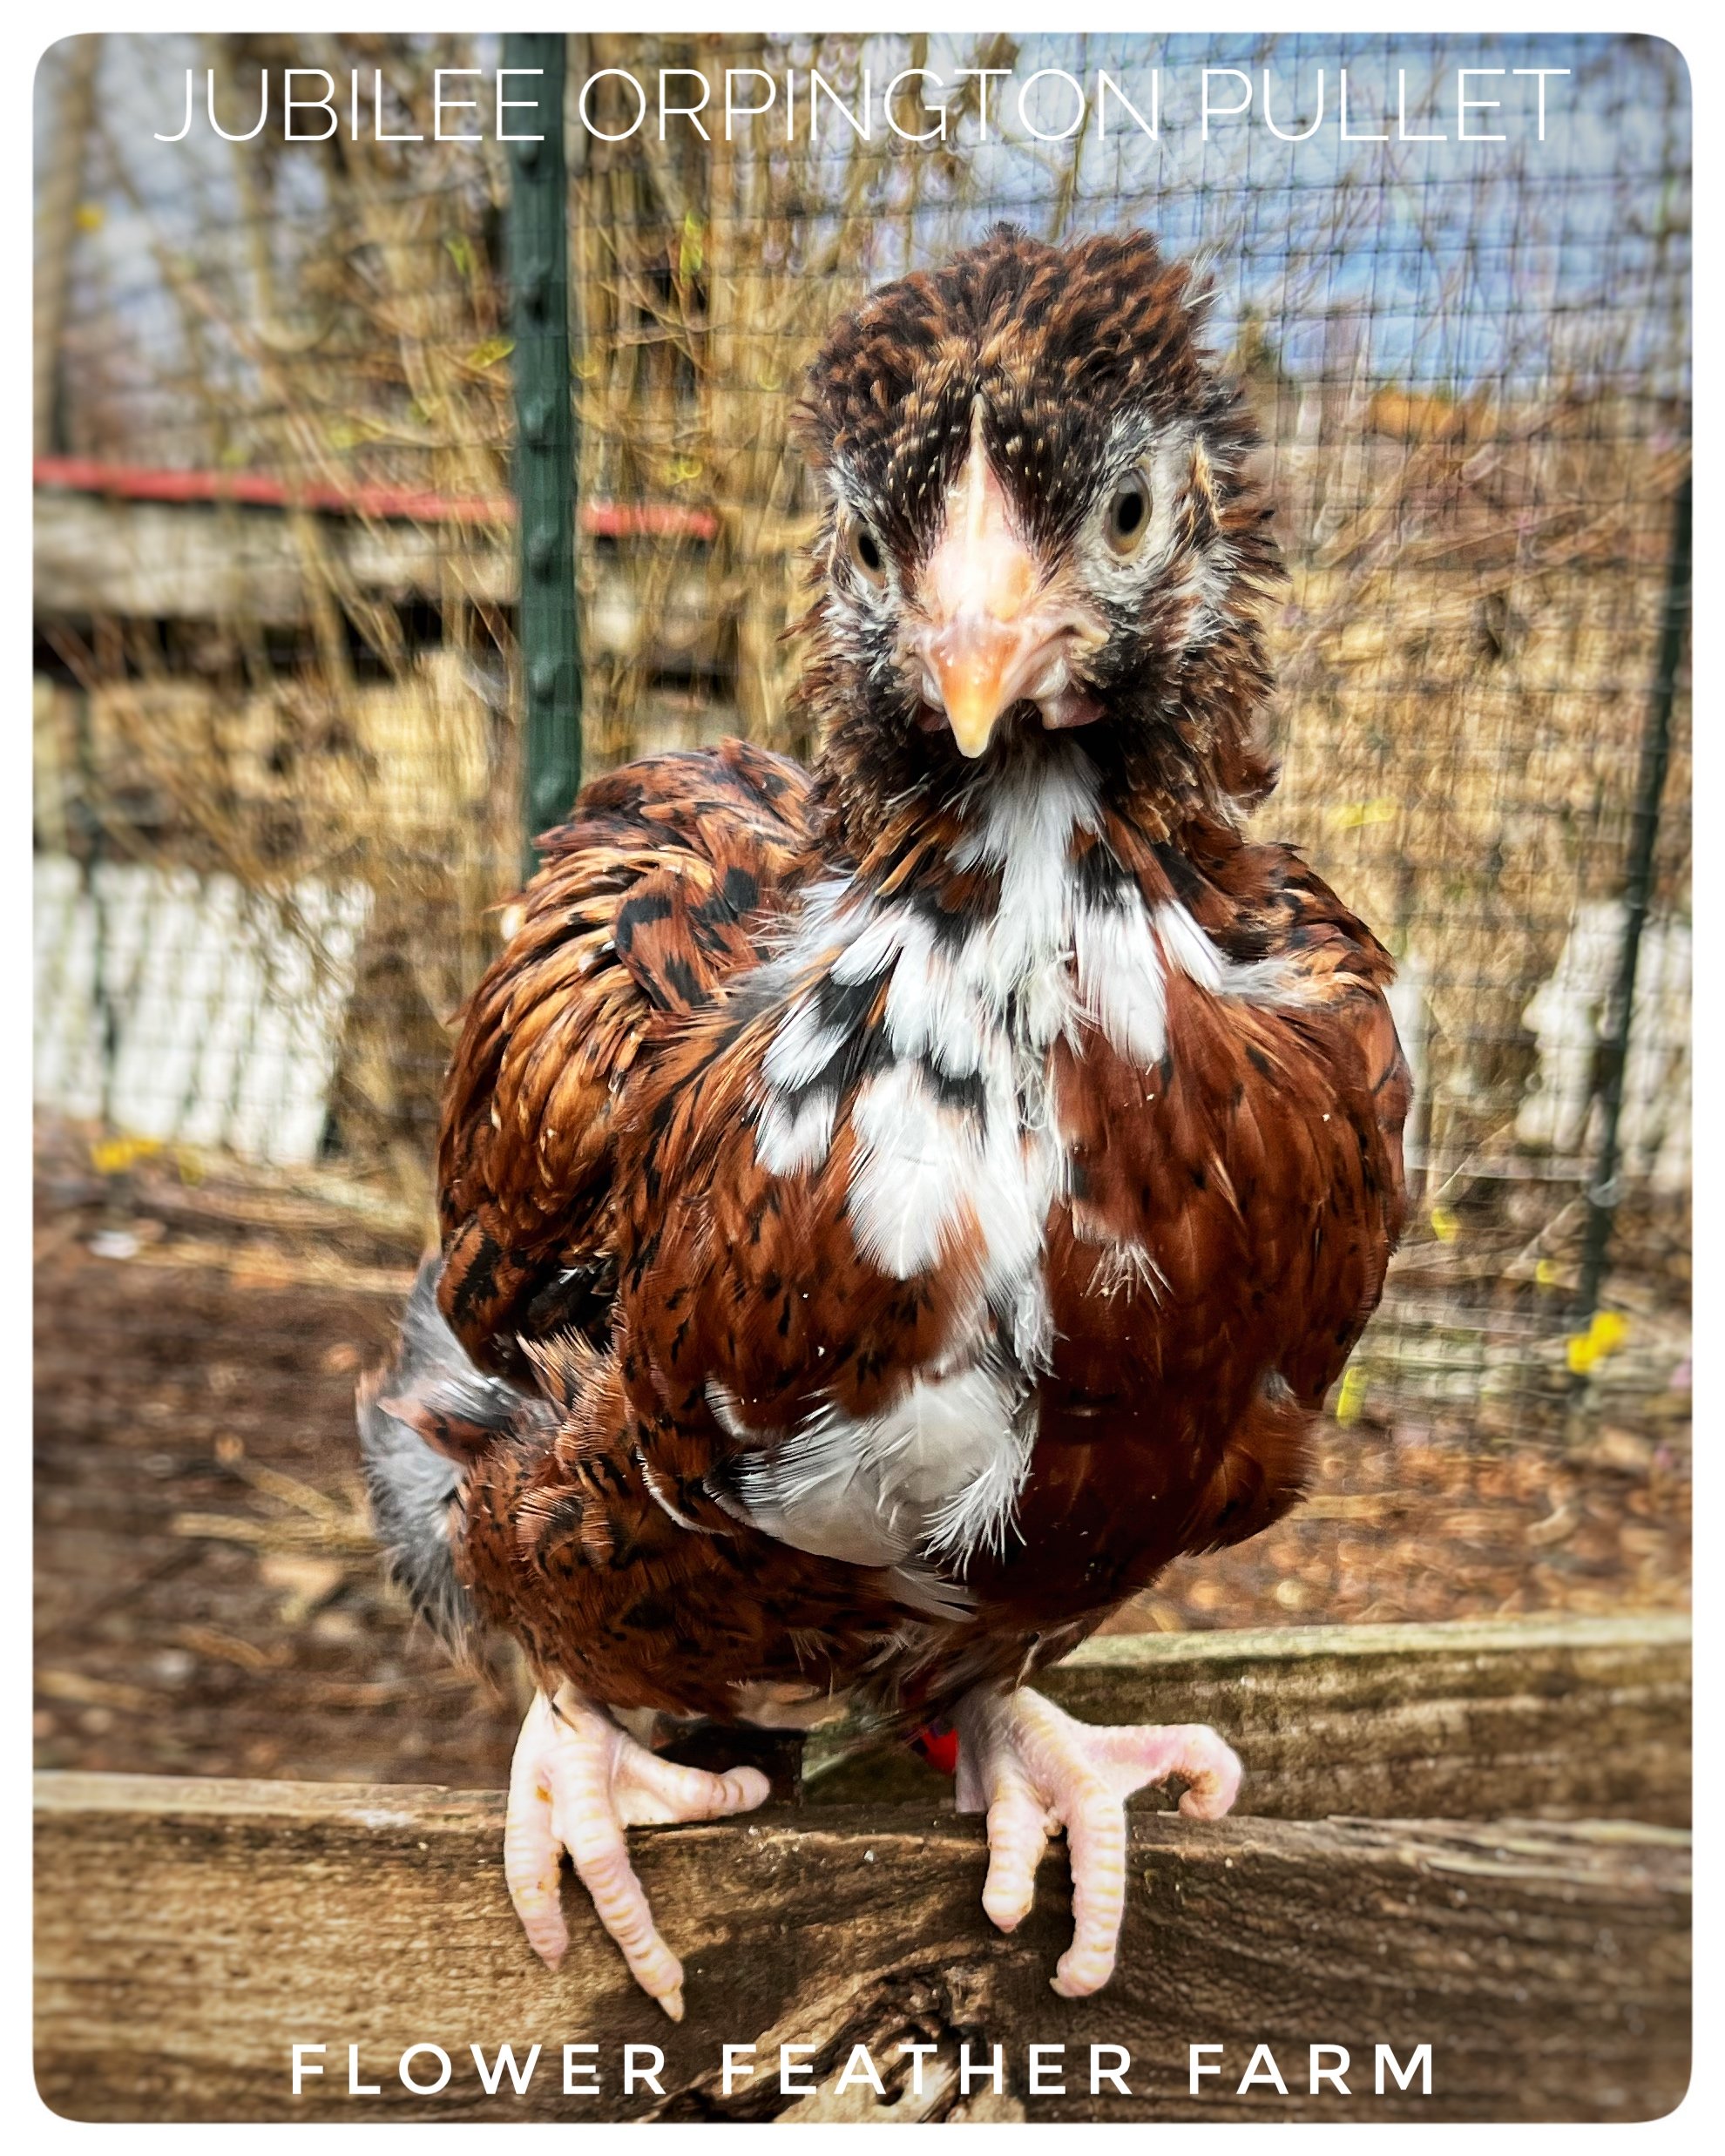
[504,1684,771,2020]
[952,1686,1241,1997]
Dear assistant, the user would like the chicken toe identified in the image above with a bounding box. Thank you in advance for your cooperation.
[504,1685,772,2019]
[952,1686,1241,1999]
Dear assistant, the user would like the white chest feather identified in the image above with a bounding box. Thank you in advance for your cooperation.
[734,748,1298,1579]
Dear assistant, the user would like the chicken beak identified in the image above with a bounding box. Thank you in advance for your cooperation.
[916,416,1061,760]
[924,618,1038,759]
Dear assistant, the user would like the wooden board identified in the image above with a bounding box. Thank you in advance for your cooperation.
[33,491,718,666]
[35,1772,1688,2124]
[806,1613,1694,1827]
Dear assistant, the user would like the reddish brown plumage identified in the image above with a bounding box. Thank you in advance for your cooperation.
[375,226,1410,1750]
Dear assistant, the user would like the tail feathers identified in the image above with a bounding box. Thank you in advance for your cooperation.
[358,1257,537,1653]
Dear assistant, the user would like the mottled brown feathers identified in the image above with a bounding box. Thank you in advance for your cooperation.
[794,226,1284,850]
[796,226,1232,555]
[436,740,816,1376]
[394,228,1410,1737]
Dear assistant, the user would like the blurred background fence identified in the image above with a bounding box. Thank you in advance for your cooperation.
[33,31,1689,1785]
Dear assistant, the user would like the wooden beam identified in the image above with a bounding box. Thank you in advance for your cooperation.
[32,492,720,667]
[36,1771,1688,2123]
[807,1613,1693,1827]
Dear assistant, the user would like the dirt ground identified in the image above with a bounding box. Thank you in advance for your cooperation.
[34,1127,1692,1790]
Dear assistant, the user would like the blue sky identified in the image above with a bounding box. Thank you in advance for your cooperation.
[36,30,1689,447]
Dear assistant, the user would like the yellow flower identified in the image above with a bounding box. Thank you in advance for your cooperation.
[1566,1309,1630,1375]
[90,1135,162,1175]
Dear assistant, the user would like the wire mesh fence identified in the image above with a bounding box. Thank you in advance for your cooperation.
[33,31,1689,1780]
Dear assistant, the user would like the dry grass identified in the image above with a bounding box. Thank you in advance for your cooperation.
[567,32,1028,758]
[1267,393,1691,1169]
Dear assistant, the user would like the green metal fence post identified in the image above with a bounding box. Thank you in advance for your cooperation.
[1573,467,1692,1329]
[504,32,581,879]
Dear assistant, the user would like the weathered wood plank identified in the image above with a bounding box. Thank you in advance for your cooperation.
[33,491,719,666]
[805,1614,1693,1827]
[35,1772,1688,2123]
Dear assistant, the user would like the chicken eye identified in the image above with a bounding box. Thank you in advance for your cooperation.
[1103,469,1152,558]
[844,517,889,589]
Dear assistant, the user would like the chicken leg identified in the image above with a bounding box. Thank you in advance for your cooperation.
[952,1686,1242,1997]
[504,1684,771,2019]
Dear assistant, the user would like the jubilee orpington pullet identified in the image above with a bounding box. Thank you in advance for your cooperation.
[361,226,1410,2017]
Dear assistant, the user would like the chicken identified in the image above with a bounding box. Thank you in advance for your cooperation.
[360,226,1410,2018]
